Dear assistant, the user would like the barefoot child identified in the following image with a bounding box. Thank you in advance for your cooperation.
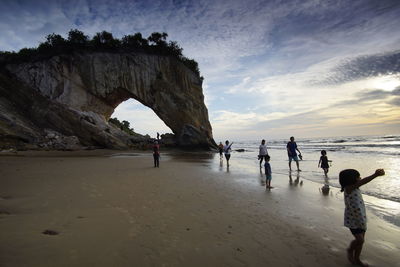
[264,155,272,189]
[318,150,332,177]
[339,168,385,266]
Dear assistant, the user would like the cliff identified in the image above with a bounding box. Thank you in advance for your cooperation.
[0,52,215,150]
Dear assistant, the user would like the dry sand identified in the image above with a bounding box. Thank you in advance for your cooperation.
[0,150,399,267]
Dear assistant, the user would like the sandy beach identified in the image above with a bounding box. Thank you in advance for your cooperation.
[0,150,399,267]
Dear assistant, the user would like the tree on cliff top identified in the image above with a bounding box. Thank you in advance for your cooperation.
[0,29,201,78]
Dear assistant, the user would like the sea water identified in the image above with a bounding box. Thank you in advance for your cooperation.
[215,135,400,226]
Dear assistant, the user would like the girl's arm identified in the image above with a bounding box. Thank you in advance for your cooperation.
[345,169,385,193]
[318,158,321,167]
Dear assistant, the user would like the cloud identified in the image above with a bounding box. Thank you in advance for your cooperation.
[1,0,400,139]
[319,51,400,85]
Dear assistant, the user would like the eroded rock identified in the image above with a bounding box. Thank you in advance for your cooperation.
[0,52,216,150]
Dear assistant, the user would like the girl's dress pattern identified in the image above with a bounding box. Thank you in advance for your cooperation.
[344,188,367,230]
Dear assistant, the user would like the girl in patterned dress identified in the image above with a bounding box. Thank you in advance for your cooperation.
[339,168,385,267]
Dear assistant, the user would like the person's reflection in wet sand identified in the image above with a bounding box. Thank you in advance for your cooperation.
[289,172,301,186]
[320,176,330,196]
[259,167,266,186]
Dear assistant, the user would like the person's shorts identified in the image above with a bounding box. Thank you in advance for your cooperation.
[258,155,267,160]
[266,175,272,181]
[225,154,231,161]
[288,155,299,161]
[350,228,366,235]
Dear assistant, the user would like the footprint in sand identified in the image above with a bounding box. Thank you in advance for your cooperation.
[42,229,59,235]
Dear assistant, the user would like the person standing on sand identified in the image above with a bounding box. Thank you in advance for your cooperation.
[339,168,385,267]
[153,141,160,167]
[223,140,233,166]
[287,136,301,171]
[318,150,331,177]
[258,139,269,167]
[218,142,224,160]
[264,155,273,189]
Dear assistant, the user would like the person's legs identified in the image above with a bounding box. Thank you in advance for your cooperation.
[288,157,292,171]
[225,154,231,166]
[153,154,157,167]
[348,230,367,266]
[295,159,301,171]
[353,232,367,266]
[259,156,264,166]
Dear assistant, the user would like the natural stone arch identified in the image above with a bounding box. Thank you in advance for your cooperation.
[4,52,216,148]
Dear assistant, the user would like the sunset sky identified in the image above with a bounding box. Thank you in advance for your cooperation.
[1,0,399,140]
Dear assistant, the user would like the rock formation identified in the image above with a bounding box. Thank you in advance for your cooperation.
[0,52,216,150]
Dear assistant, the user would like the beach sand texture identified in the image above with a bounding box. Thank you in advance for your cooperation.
[1,151,399,267]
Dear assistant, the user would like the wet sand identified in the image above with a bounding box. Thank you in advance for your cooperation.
[0,150,399,266]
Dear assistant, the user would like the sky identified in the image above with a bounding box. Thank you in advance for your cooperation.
[1,0,399,141]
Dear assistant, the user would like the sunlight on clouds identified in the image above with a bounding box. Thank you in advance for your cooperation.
[370,75,400,91]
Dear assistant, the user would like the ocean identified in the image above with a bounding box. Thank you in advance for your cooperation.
[212,135,400,226]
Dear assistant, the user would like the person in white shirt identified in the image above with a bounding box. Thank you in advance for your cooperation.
[258,139,269,167]
[223,140,233,166]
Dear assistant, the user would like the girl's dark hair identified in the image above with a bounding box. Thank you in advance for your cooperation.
[266,154,270,160]
[339,169,360,192]
[321,150,326,155]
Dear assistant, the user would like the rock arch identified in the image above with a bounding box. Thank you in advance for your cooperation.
[3,52,216,149]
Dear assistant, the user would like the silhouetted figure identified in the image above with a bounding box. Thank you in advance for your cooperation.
[264,155,273,189]
[339,168,385,266]
[287,136,302,171]
[318,150,332,177]
[223,140,233,166]
[153,141,160,167]
[218,142,224,160]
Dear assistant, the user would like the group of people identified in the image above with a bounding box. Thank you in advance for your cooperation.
[153,135,385,266]
[217,136,385,266]
[218,136,303,188]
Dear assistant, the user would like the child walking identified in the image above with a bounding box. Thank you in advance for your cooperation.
[318,150,332,177]
[264,155,272,189]
[339,168,385,266]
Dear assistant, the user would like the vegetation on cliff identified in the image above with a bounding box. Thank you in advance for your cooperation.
[108,117,135,135]
[0,29,201,78]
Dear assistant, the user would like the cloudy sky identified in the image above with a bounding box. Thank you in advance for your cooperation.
[1,0,399,140]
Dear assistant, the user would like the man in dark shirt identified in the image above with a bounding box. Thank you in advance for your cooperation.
[287,136,301,171]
